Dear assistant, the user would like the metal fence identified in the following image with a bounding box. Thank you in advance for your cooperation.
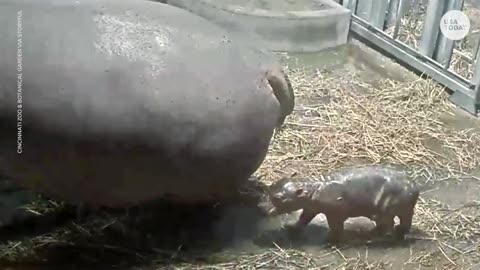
[341,0,480,116]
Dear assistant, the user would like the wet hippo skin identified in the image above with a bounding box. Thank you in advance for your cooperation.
[267,165,420,244]
[0,0,295,207]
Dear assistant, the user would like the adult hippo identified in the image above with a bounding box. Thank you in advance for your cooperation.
[0,0,295,207]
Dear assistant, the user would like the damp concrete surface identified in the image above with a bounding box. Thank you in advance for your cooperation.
[201,41,480,269]
[0,40,479,270]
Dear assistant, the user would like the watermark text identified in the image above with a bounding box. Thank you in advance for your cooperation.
[440,10,471,41]
[17,10,23,154]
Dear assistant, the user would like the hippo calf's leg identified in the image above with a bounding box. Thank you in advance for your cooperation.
[395,207,415,239]
[283,209,317,240]
[282,209,316,231]
[373,215,395,235]
[295,209,317,227]
[395,189,419,239]
[325,214,347,245]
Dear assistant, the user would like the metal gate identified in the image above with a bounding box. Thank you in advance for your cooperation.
[340,0,480,116]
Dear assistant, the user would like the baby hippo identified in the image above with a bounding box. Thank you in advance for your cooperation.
[267,165,420,244]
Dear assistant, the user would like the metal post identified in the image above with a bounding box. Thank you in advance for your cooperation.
[419,0,447,57]
[457,43,480,113]
[370,0,390,29]
[386,0,401,26]
[409,0,424,25]
[433,0,465,68]
[475,80,480,114]
[392,0,413,40]
[459,36,480,113]
[343,0,358,13]
[472,36,480,62]
[356,0,374,22]
[470,43,480,88]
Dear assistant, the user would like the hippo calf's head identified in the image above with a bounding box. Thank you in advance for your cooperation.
[267,177,307,216]
[265,65,295,128]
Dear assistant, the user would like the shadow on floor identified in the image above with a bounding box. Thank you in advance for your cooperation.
[0,180,273,269]
[253,222,425,250]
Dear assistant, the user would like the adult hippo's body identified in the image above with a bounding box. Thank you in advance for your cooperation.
[0,0,294,207]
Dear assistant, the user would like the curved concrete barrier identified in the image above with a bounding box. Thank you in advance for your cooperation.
[166,0,351,53]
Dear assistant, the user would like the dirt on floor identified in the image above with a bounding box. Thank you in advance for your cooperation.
[253,41,480,269]
[0,38,479,270]
[2,2,480,269]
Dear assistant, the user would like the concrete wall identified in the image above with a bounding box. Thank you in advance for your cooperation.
[166,0,352,53]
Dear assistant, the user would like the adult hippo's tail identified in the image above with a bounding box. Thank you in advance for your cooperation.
[266,65,295,128]
[0,0,295,207]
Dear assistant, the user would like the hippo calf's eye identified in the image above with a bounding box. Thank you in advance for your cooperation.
[272,192,284,199]
[271,193,285,204]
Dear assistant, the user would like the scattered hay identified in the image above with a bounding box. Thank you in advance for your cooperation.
[18,196,65,216]
[0,205,396,269]
[3,53,480,270]
[174,247,319,270]
[414,197,480,243]
[258,67,480,185]
[2,4,480,269]
[166,245,394,270]
[252,51,480,269]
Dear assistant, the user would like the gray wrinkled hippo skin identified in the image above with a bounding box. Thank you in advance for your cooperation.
[267,165,420,244]
[0,0,294,207]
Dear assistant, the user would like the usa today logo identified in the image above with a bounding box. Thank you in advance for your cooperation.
[440,10,471,40]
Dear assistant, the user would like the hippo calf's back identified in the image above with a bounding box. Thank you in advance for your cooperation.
[327,166,418,215]
[266,166,420,244]
[0,0,291,207]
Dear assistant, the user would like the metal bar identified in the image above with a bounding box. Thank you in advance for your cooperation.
[470,41,480,87]
[419,0,446,57]
[352,15,470,87]
[343,0,359,14]
[433,0,465,68]
[370,0,389,29]
[392,0,404,40]
[408,0,423,18]
[474,83,480,113]
[410,0,422,12]
[386,0,401,26]
[407,0,424,32]
[453,49,474,63]
[356,0,374,22]
[350,15,478,114]
[472,35,480,61]
[449,87,479,115]
[392,0,412,40]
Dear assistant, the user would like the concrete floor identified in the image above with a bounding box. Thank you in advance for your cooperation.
[1,2,480,267]
[213,39,480,268]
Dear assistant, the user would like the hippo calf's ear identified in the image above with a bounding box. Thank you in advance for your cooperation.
[268,207,280,216]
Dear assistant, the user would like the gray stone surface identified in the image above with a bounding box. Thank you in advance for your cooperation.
[165,0,351,53]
